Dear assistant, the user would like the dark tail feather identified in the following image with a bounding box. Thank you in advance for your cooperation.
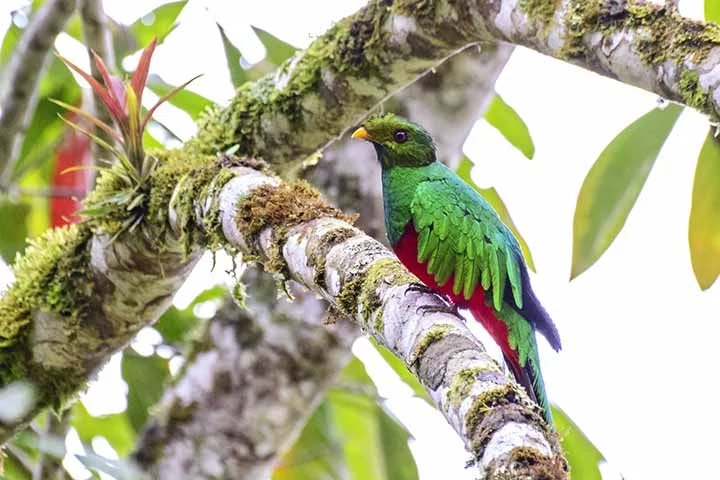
[504,353,554,427]
[515,263,562,351]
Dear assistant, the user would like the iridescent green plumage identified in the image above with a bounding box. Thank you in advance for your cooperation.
[354,113,561,426]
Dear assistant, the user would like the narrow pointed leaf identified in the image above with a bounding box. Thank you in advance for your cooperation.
[217,23,247,88]
[141,75,202,131]
[252,26,297,65]
[49,100,122,143]
[57,115,122,159]
[551,405,605,480]
[571,105,682,279]
[90,50,120,103]
[456,157,536,271]
[147,75,213,119]
[689,130,720,289]
[485,94,535,159]
[58,54,121,119]
[707,0,720,23]
[130,38,158,105]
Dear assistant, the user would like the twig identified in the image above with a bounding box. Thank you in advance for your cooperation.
[0,0,78,187]
[80,0,117,152]
[5,442,35,477]
[32,410,71,480]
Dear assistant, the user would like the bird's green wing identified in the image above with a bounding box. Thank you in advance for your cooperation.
[410,179,524,311]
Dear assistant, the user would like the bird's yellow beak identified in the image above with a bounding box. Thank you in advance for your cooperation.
[351,127,371,140]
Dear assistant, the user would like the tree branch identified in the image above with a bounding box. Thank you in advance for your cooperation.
[132,44,514,478]
[190,0,720,175]
[134,269,357,479]
[79,0,117,151]
[0,225,201,442]
[157,166,567,477]
[0,0,78,187]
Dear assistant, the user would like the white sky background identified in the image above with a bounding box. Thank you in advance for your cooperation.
[1,0,718,479]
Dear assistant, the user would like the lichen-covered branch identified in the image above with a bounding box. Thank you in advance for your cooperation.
[158,164,567,477]
[131,44,513,477]
[134,269,357,479]
[189,0,720,175]
[0,0,78,186]
[80,0,117,150]
[0,225,200,442]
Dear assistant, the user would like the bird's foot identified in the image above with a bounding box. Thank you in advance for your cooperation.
[406,283,436,296]
[415,302,461,317]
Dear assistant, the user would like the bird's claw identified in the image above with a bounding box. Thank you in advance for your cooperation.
[415,302,461,317]
[406,283,436,296]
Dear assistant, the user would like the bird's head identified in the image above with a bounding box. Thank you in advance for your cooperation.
[351,113,436,169]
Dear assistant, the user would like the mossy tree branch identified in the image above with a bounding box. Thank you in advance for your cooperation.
[0,0,78,187]
[134,269,357,479]
[190,0,720,178]
[154,164,567,477]
[128,44,514,478]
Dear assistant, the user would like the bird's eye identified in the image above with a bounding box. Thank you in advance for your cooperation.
[393,130,409,143]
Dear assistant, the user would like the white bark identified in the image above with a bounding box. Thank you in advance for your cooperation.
[135,269,356,480]
[178,168,567,477]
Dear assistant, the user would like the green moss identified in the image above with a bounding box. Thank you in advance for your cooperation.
[447,366,491,408]
[561,0,720,89]
[485,446,568,479]
[30,364,88,412]
[0,224,93,405]
[373,304,385,333]
[465,384,521,436]
[413,324,452,360]
[232,282,247,310]
[336,257,417,327]
[679,70,712,111]
[0,225,92,347]
[520,0,561,39]
[235,180,355,276]
[187,2,398,166]
[308,227,357,291]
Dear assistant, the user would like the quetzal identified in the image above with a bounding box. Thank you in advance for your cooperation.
[351,113,561,425]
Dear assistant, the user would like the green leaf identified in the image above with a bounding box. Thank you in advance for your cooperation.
[552,405,605,480]
[273,402,346,480]
[72,402,135,457]
[369,338,432,405]
[571,105,682,279]
[121,352,169,432]
[146,75,213,120]
[216,23,248,88]
[707,0,720,23]
[484,94,535,159]
[0,200,30,262]
[131,1,188,47]
[689,130,720,289]
[252,26,297,66]
[330,358,418,480]
[154,286,225,345]
[456,157,536,271]
[275,357,418,480]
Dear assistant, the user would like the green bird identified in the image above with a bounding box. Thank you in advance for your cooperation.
[352,113,561,425]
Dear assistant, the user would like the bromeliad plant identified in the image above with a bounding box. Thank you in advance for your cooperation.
[54,38,199,238]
